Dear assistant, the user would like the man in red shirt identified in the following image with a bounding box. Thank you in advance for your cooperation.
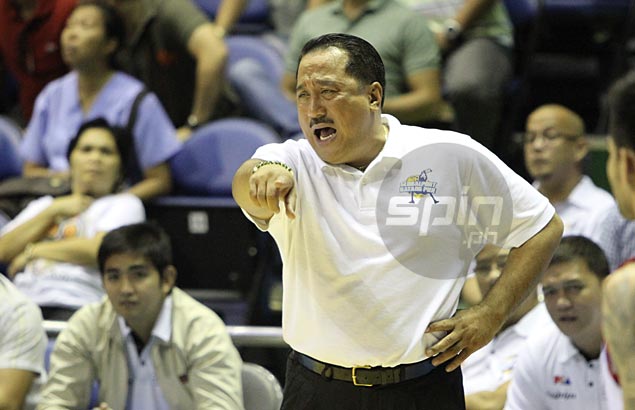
[0,0,76,122]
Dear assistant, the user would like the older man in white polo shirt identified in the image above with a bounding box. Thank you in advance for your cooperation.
[233,33,563,409]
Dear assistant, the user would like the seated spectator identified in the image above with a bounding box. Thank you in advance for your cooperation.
[0,273,47,410]
[280,0,451,128]
[462,245,554,409]
[0,0,76,123]
[505,236,609,410]
[524,104,615,236]
[40,222,244,409]
[111,0,240,141]
[0,118,145,320]
[20,0,180,201]
[400,0,513,149]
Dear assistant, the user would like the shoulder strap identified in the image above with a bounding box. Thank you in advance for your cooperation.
[126,88,150,135]
[125,88,151,184]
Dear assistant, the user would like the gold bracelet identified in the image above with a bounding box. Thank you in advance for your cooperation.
[251,160,294,175]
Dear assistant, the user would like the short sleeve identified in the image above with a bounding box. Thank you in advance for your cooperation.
[0,292,46,375]
[21,87,53,165]
[132,93,182,170]
[400,15,440,74]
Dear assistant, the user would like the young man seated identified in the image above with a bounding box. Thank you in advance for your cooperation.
[505,236,609,410]
[39,222,244,410]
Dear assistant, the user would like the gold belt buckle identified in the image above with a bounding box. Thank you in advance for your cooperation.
[352,365,373,387]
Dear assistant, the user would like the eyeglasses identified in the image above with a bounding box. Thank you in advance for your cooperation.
[521,127,582,145]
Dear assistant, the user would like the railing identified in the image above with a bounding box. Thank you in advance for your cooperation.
[44,320,287,348]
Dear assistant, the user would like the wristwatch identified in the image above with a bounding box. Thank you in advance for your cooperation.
[444,19,463,42]
[186,114,200,130]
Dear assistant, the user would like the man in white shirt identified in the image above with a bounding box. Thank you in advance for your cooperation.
[523,104,615,237]
[462,245,554,409]
[233,33,563,409]
[505,236,610,410]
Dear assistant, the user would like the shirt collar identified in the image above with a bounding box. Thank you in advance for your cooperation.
[556,330,584,364]
[533,175,594,209]
[117,295,173,344]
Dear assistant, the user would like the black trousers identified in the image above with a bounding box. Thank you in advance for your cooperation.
[280,352,466,410]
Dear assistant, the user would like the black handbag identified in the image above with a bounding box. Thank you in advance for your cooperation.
[0,175,71,219]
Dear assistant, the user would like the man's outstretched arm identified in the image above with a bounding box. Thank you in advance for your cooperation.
[232,159,296,223]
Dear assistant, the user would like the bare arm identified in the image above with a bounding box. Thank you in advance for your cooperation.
[186,23,228,125]
[0,369,36,410]
[602,264,635,410]
[465,380,510,410]
[0,195,93,263]
[232,159,296,223]
[381,69,445,124]
[23,161,70,179]
[213,0,248,33]
[426,214,563,371]
[126,162,173,201]
[461,275,483,307]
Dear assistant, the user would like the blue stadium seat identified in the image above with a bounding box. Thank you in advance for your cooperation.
[226,35,285,83]
[0,116,23,180]
[169,117,280,196]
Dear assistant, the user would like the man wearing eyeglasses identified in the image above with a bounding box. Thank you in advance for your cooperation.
[523,104,615,237]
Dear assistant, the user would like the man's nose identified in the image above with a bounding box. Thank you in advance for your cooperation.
[307,95,326,118]
[555,291,573,309]
[120,275,134,293]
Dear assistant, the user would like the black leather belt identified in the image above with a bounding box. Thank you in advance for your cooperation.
[292,351,436,387]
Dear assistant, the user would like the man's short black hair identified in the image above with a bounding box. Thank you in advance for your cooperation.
[608,71,635,150]
[98,222,173,277]
[549,236,610,280]
[297,33,386,107]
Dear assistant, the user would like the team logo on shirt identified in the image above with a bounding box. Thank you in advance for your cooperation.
[399,168,438,203]
[375,143,515,279]
[553,375,571,385]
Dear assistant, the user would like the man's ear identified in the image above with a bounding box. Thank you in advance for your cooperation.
[573,137,589,164]
[369,82,383,109]
[161,265,177,293]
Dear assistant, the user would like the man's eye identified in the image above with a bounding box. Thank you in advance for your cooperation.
[542,288,556,297]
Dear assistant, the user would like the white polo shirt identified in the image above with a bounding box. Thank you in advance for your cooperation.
[534,175,614,237]
[248,114,554,367]
[462,303,554,395]
[505,326,608,410]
